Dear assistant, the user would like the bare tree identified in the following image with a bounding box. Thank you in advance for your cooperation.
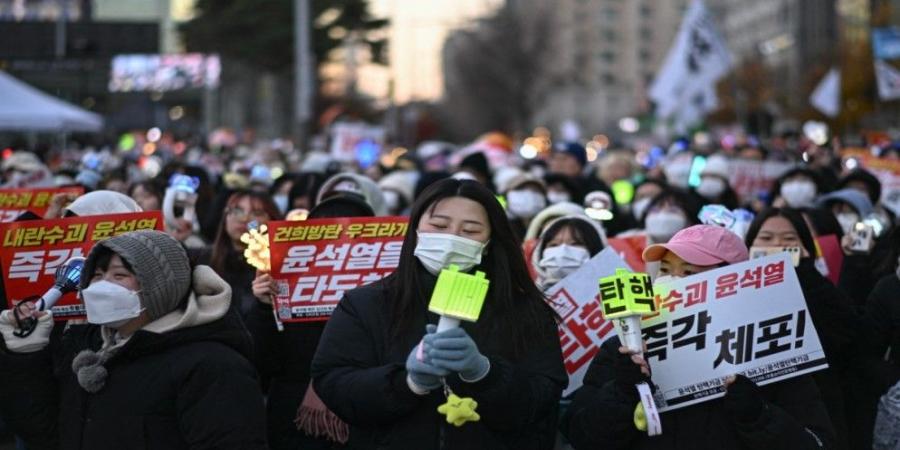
[439,0,561,141]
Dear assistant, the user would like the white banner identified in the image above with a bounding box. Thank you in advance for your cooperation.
[810,68,841,118]
[649,0,732,129]
[875,59,900,101]
[544,248,630,396]
[644,253,827,411]
[329,122,385,163]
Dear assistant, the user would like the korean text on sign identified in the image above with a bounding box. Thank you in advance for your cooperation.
[641,253,826,412]
[543,248,632,396]
[0,211,163,320]
[268,216,408,323]
[0,187,84,222]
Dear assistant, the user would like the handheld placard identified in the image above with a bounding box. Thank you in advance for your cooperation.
[240,222,283,331]
[599,268,656,355]
[428,265,490,333]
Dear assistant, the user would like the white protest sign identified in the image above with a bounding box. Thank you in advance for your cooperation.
[727,159,794,202]
[643,253,827,412]
[329,122,385,163]
[544,248,630,396]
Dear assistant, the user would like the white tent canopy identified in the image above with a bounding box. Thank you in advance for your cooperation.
[0,71,103,132]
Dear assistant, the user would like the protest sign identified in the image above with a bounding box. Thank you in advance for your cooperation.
[544,247,631,396]
[643,253,826,411]
[1,211,163,319]
[0,187,84,222]
[607,234,648,272]
[268,216,408,322]
[727,159,794,202]
[329,122,386,164]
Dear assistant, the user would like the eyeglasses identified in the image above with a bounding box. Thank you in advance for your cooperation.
[226,207,269,221]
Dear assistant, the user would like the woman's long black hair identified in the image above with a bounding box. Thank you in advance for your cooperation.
[744,207,817,261]
[388,178,555,358]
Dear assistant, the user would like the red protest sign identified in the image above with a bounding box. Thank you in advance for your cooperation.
[268,216,408,322]
[607,234,649,272]
[0,187,84,222]
[1,211,163,320]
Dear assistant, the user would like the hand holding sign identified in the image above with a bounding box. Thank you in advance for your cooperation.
[241,222,283,331]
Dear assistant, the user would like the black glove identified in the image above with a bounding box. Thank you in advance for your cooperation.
[723,375,764,423]
[613,349,650,394]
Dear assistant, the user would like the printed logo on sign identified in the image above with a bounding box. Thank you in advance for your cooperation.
[547,288,578,320]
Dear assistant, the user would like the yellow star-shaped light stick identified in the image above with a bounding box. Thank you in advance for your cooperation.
[240,222,270,272]
[437,393,480,427]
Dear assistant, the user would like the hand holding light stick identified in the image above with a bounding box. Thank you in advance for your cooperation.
[241,222,283,331]
[425,265,490,427]
[13,256,85,338]
[599,268,662,436]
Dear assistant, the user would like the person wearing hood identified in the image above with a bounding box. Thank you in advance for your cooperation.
[1,151,52,188]
[41,189,142,220]
[531,216,606,291]
[771,167,826,209]
[311,178,566,450]
[317,172,388,216]
[0,230,267,450]
[503,174,548,242]
[816,188,881,306]
[838,168,895,227]
[691,155,739,209]
[548,142,608,204]
[378,170,419,216]
[745,208,862,449]
[544,173,583,205]
[564,225,835,450]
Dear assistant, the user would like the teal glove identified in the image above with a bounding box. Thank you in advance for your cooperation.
[424,326,490,382]
[405,325,448,393]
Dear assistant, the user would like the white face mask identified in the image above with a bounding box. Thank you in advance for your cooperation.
[538,244,590,286]
[697,177,727,199]
[81,280,144,328]
[645,211,687,241]
[273,194,289,214]
[836,212,859,235]
[780,181,817,208]
[632,197,652,221]
[414,232,487,275]
[506,190,546,218]
[547,191,571,204]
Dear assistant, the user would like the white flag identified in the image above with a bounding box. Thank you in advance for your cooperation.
[810,69,840,118]
[875,59,900,101]
[649,0,732,128]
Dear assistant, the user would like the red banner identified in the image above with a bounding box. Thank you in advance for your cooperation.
[0,187,85,222]
[268,216,409,322]
[1,211,163,319]
[607,234,649,272]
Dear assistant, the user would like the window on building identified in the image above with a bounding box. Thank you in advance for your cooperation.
[602,73,617,85]
[604,30,617,42]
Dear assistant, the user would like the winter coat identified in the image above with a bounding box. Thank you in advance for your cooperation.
[795,260,861,450]
[0,266,267,450]
[193,245,280,386]
[564,338,835,450]
[311,271,567,450]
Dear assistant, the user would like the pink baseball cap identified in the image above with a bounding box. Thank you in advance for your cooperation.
[642,224,749,267]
